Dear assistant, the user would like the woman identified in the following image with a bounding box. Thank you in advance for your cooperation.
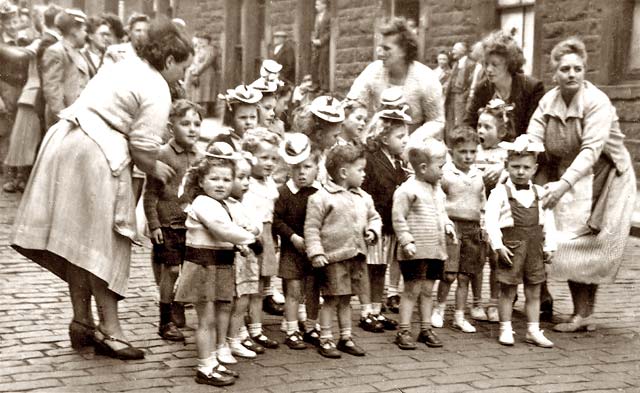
[311,0,330,93]
[433,50,451,93]
[527,38,636,332]
[465,30,544,142]
[348,17,444,138]
[185,32,217,116]
[11,18,193,359]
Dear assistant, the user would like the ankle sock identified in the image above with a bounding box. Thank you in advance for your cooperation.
[398,322,410,331]
[238,326,249,340]
[473,297,482,308]
[360,303,372,318]
[297,304,307,321]
[320,325,333,341]
[437,302,446,311]
[372,303,382,315]
[286,320,298,336]
[420,321,431,330]
[339,327,351,341]
[527,322,540,333]
[500,321,512,331]
[198,354,218,375]
[248,323,262,337]
[454,309,465,324]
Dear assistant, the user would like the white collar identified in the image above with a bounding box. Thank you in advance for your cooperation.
[286,179,321,194]
[444,161,481,178]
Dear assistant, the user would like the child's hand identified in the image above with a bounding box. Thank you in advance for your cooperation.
[403,243,417,258]
[290,234,306,253]
[151,228,163,245]
[237,244,250,257]
[445,224,458,244]
[483,165,502,185]
[544,251,554,264]
[364,230,376,245]
[497,247,513,266]
[311,255,329,268]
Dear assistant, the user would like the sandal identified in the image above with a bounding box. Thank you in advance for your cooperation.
[69,320,95,349]
[94,327,145,360]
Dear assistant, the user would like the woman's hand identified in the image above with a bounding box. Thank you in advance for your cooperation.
[542,180,571,209]
[311,255,328,268]
[151,161,176,184]
[497,247,513,266]
[482,164,502,186]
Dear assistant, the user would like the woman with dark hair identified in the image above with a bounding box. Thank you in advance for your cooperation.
[433,50,451,92]
[348,17,444,137]
[527,37,635,332]
[464,30,544,142]
[11,17,193,360]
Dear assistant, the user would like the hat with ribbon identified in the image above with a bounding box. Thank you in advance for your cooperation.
[205,141,243,160]
[278,132,312,165]
[310,95,345,123]
[250,77,279,94]
[218,85,263,111]
[484,98,514,125]
[0,1,17,18]
[377,87,411,122]
[499,134,545,154]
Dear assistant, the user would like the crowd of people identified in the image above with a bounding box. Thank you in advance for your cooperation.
[1,2,636,388]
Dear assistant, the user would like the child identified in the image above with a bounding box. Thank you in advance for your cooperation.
[484,135,556,348]
[241,128,282,348]
[338,99,368,147]
[433,126,486,333]
[214,85,263,151]
[174,143,257,386]
[251,76,285,138]
[305,144,381,358]
[473,99,511,323]
[392,137,456,350]
[273,133,322,349]
[358,105,410,333]
[143,99,204,341]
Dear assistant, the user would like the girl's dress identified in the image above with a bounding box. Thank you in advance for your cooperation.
[527,81,636,284]
[11,56,170,297]
[243,176,279,277]
[230,198,261,296]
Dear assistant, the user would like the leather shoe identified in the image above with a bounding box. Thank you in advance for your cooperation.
[395,330,417,350]
[195,369,235,387]
[318,339,341,358]
[376,314,398,330]
[158,322,184,342]
[359,314,384,332]
[553,315,596,333]
[94,328,145,360]
[285,332,307,350]
[240,337,265,354]
[251,334,279,349]
[263,296,284,316]
[336,338,365,356]
[303,329,321,347]
[69,320,95,349]
[417,328,443,347]
[386,295,401,314]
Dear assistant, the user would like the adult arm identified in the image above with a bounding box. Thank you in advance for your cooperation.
[41,45,66,119]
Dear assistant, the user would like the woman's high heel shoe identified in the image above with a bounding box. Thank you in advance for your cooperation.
[69,320,95,349]
[93,327,145,360]
[553,315,596,333]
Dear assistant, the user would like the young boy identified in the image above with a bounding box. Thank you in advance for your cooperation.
[143,99,203,341]
[273,133,321,350]
[305,144,381,358]
[392,137,456,350]
[433,126,486,333]
[484,135,556,348]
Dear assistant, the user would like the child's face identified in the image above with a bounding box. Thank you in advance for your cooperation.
[382,125,408,156]
[477,113,501,149]
[199,165,234,201]
[450,141,478,173]
[171,108,202,149]
[233,104,259,136]
[320,122,341,150]
[231,159,252,199]
[342,108,368,140]
[416,152,446,185]
[506,154,537,186]
[259,96,277,126]
[341,157,367,189]
[252,141,279,178]
[290,156,319,189]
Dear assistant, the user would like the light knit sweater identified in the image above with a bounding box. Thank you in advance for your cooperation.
[392,177,452,261]
[441,162,485,222]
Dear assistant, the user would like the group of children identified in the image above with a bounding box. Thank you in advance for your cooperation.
[142,58,558,386]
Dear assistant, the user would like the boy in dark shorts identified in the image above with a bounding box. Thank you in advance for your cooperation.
[143,100,203,341]
[484,135,556,348]
[392,138,457,350]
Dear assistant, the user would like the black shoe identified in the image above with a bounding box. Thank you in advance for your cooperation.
[94,328,145,360]
[318,339,341,358]
[376,314,398,330]
[395,330,417,350]
[303,329,321,347]
[336,338,365,356]
[417,329,443,348]
[251,334,279,349]
[214,364,239,379]
[240,337,265,354]
[171,302,186,328]
[285,332,307,350]
[263,296,284,316]
[158,322,185,342]
[69,320,95,349]
[540,299,554,322]
[386,295,400,314]
[359,314,384,332]
[195,369,235,387]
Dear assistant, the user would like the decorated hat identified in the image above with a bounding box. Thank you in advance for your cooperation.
[379,86,406,109]
[0,1,17,18]
[279,133,312,165]
[219,84,263,107]
[499,134,545,154]
[250,77,279,94]
[205,141,242,160]
[261,59,283,75]
[310,95,345,123]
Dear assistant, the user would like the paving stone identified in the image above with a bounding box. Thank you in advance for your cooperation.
[0,378,62,392]
[402,383,471,393]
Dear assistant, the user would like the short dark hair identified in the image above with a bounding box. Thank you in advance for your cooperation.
[448,125,480,148]
[169,99,204,123]
[55,10,85,36]
[100,12,125,40]
[482,30,525,75]
[380,17,418,64]
[86,16,105,35]
[136,16,194,72]
[127,13,149,31]
[43,4,62,29]
[325,144,365,180]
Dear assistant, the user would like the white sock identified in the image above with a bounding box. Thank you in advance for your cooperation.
[263,285,273,297]
[500,321,512,331]
[387,286,399,297]
[437,302,447,311]
[298,304,307,321]
[198,354,218,375]
[527,322,540,333]
[238,325,249,340]
[454,309,465,324]
[372,303,382,315]
[216,343,226,351]
[360,303,373,318]
[248,322,262,337]
[286,320,298,336]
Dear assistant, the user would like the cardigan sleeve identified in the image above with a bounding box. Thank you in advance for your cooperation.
[526,100,548,144]
[304,192,327,259]
[392,184,415,247]
[347,62,376,112]
[191,196,255,245]
[364,192,382,238]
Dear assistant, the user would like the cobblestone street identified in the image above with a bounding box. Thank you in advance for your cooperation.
[1,186,639,392]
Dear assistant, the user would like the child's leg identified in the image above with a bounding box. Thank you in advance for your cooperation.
[486,252,500,321]
[524,283,553,347]
[398,279,420,331]
[319,295,338,341]
[229,295,249,339]
[158,264,184,340]
[369,264,387,315]
[284,279,302,334]
[418,279,435,330]
[337,295,352,340]
[453,273,476,332]
[498,284,517,322]
[215,300,235,363]
[194,301,217,372]
[302,274,321,342]
[433,273,455,327]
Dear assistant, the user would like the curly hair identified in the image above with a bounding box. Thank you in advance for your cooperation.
[169,99,204,123]
[325,144,365,180]
[100,12,125,40]
[365,117,406,152]
[482,30,525,75]
[241,127,281,154]
[182,156,236,204]
[136,16,193,72]
[448,125,480,148]
[380,17,418,64]
[477,106,512,141]
[291,104,336,148]
[550,37,587,70]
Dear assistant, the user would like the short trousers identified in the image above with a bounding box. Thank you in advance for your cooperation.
[317,255,369,297]
[399,259,444,282]
[152,228,186,266]
[496,226,545,286]
[444,220,485,276]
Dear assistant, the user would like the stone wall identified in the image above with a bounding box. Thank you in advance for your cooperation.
[175,0,225,47]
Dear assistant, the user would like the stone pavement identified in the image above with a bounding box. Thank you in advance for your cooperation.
[1,181,640,393]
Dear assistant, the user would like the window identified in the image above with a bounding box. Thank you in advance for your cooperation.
[498,0,536,75]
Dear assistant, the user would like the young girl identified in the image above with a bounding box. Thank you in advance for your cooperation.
[214,85,263,151]
[175,143,258,386]
[359,107,410,333]
[240,127,282,350]
[338,99,368,146]
[251,76,285,138]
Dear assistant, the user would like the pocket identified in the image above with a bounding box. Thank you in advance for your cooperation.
[503,240,521,250]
